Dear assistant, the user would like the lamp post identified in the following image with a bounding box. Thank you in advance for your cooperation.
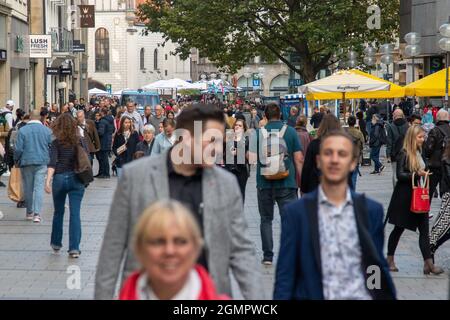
[404,32,421,84]
[257,66,265,95]
[439,22,450,110]
[363,46,377,69]
[244,67,251,97]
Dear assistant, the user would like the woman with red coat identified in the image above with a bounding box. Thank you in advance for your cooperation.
[119,200,229,300]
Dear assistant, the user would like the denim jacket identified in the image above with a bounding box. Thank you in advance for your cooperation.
[14,121,52,167]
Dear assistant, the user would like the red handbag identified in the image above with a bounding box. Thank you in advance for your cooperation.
[410,172,430,214]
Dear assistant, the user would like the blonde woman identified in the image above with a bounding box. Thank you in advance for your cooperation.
[386,125,443,274]
[119,200,229,300]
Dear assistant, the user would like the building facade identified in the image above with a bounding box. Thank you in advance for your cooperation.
[400,0,450,83]
[0,0,30,110]
[87,0,190,93]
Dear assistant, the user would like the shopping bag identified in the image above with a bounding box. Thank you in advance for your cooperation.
[7,167,23,202]
[410,172,430,214]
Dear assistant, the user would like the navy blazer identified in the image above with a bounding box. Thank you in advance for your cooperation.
[274,189,396,300]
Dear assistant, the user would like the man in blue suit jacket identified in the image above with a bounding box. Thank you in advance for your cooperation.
[274,129,396,300]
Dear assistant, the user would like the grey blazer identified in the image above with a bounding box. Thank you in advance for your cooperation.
[94,153,264,299]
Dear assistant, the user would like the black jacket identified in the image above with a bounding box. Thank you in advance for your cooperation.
[386,118,409,159]
[423,121,450,169]
[97,115,115,151]
[112,131,140,167]
[300,139,321,194]
[442,158,450,195]
[387,150,428,231]
[136,139,155,157]
[309,112,323,129]
[369,121,385,148]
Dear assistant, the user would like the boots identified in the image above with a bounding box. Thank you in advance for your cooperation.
[386,255,399,272]
[423,259,444,275]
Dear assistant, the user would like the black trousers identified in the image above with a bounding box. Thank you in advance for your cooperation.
[231,170,249,203]
[97,150,110,177]
[387,221,432,260]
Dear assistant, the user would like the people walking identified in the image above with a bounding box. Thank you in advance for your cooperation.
[224,119,249,203]
[14,110,52,223]
[287,106,299,127]
[274,130,396,300]
[249,103,304,265]
[45,113,87,258]
[122,102,144,135]
[294,115,312,187]
[119,200,228,300]
[135,124,156,157]
[369,114,387,174]
[148,104,166,130]
[386,109,409,187]
[95,104,263,300]
[300,114,341,194]
[345,115,365,190]
[386,125,444,275]
[423,109,450,202]
[96,109,115,179]
[76,110,100,165]
[309,106,323,129]
[112,116,140,176]
[152,118,176,155]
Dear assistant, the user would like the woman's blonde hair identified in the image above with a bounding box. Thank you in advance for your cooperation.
[403,124,425,173]
[133,200,204,261]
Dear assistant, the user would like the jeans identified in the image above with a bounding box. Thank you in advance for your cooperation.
[117,167,123,178]
[370,146,382,172]
[20,165,47,216]
[50,172,85,253]
[257,188,298,260]
[97,150,110,177]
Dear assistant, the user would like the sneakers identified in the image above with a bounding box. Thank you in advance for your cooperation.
[33,215,42,224]
[262,258,273,266]
[0,181,5,187]
[370,170,380,174]
[17,201,26,208]
[69,251,81,259]
[26,213,34,221]
[51,245,61,254]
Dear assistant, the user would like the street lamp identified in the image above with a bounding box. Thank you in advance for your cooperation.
[439,23,450,109]
[404,32,421,84]
[347,51,358,69]
[380,43,394,81]
[363,46,377,68]
[244,67,251,97]
[200,73,207,81]
[257,67,265,94]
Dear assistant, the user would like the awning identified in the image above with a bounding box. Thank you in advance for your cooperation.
[404,67,450,97]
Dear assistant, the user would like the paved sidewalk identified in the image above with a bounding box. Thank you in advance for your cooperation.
[0,158,449,299]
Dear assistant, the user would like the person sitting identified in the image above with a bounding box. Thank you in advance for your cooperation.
[119,200,229,300]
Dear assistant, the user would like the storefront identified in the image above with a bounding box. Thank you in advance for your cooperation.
[0,8,9,105]
[9,16,30,110]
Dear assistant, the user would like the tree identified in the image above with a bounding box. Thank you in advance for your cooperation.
[138,0,399,83]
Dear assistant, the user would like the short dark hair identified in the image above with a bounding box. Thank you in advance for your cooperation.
[175,103,225,134]
[320,129,358,160]
[264,103,281,120]
[162,118,176,128]
[347,115,357,127]
[409,113,422,122]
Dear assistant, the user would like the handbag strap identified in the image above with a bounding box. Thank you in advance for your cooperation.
[411,172,416,189]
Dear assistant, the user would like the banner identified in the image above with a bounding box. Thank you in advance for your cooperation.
[29,35,52,58]
[78,5,95,28]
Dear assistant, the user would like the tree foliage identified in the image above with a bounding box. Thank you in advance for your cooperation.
[138,0,399,82]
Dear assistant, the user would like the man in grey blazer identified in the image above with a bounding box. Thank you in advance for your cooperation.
[94,104,264,299]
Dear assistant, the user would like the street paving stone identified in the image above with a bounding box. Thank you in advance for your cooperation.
[0,154,449,300]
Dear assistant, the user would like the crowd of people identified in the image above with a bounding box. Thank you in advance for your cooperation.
[0,95,449,300]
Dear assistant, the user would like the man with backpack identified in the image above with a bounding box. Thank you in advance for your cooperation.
[249,103,304,265]
[386,109,409,187]
[369,114,387,174]
[423,109,450,203]
[1,100,14,129]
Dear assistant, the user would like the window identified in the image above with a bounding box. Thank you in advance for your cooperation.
[95,28,110,72]
[140,48,145,70]
[154,48,158,70]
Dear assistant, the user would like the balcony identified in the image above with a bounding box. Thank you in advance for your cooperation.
[49,27,73,55]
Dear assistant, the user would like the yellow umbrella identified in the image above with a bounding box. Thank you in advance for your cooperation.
[404,67,450,96]
[304,69,405,100]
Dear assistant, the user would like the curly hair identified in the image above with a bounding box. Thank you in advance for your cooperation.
[51,113,79,147]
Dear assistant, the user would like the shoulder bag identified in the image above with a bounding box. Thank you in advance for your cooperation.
[74,141,94,186]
